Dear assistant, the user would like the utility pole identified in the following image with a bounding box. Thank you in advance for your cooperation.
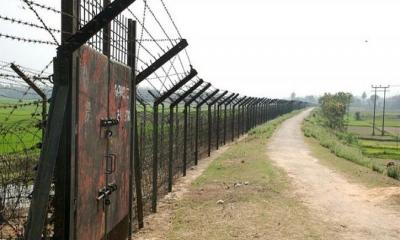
[371,86,378,136]
[371,85,390,136]
[381,86,390,136]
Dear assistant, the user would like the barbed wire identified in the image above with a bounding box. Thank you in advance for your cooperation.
[126,5,187,93]
[35,59,53,80]
[0,15,60,33]
[145,1,186,75]
[20,0,61,15]
[136,0,148,67]
[160,0,192,66]
[0,32,58,46]
[0,73,20,79]
[140,38,180,42]
[21,0,60,46]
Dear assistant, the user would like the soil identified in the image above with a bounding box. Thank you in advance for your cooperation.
[267,109,400,240]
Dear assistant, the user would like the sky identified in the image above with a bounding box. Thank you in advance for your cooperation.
[1,0,400,99]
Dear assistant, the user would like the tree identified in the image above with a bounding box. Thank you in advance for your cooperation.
[319,92,352,129]
[370,94,380,102]
[290,92,296,100]
[362,91,367,101]
[304,95,317,104]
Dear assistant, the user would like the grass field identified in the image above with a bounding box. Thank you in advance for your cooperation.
[303,109,400,180]
[347,110,400,133]
[346,110,400,161]
[0,98,43,154]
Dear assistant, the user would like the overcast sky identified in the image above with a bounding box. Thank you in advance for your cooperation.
[2,0,400,99]
[169,0,400,98]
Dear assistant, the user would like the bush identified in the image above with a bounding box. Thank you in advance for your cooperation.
[319,92,352,129]
[355,112,361,121]
[387,166,400,180]
[372,164,384,174]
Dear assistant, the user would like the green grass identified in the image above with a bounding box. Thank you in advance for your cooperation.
[303,109,400,181]
[305,137,400,188]
[0,99,43,154]
[347,110,400,131]
[388,165,400,180]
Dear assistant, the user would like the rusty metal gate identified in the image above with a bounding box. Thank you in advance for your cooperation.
[75,46,131,240]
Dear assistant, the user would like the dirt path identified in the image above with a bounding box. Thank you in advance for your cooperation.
[267,109,400,240]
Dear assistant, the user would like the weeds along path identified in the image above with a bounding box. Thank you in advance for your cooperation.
[267,109,400,240]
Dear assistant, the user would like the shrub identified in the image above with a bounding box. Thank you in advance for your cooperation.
[387,166,400,180]
[372,164,384,174]
[319,92,352,129]
[355,112,361,121]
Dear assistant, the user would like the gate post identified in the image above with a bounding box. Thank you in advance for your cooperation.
[52,0,78,238]
[127,19,144,232]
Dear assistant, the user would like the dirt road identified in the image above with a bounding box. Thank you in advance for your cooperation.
[267,110,400,240]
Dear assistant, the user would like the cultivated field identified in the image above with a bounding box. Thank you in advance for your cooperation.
[347,109,400,165]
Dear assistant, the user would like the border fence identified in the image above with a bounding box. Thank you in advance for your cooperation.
[0,0,308,239]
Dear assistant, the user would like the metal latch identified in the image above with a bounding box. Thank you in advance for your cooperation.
[100,118,119,127]
[97,183,118,205]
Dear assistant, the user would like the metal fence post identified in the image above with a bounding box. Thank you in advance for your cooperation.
[172,80,204,176]
[196,89,218,160]
[152,104,159,213]
[232,97,246,141]
[207,104,212,156]
[153,74,197,192]
[224,94,238,145]
[246,98,255,131]
[208,91,227,154]
[217,93,234,149]
[168,105,174,192]
[184,83,211,165]
[239,98,250,136]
